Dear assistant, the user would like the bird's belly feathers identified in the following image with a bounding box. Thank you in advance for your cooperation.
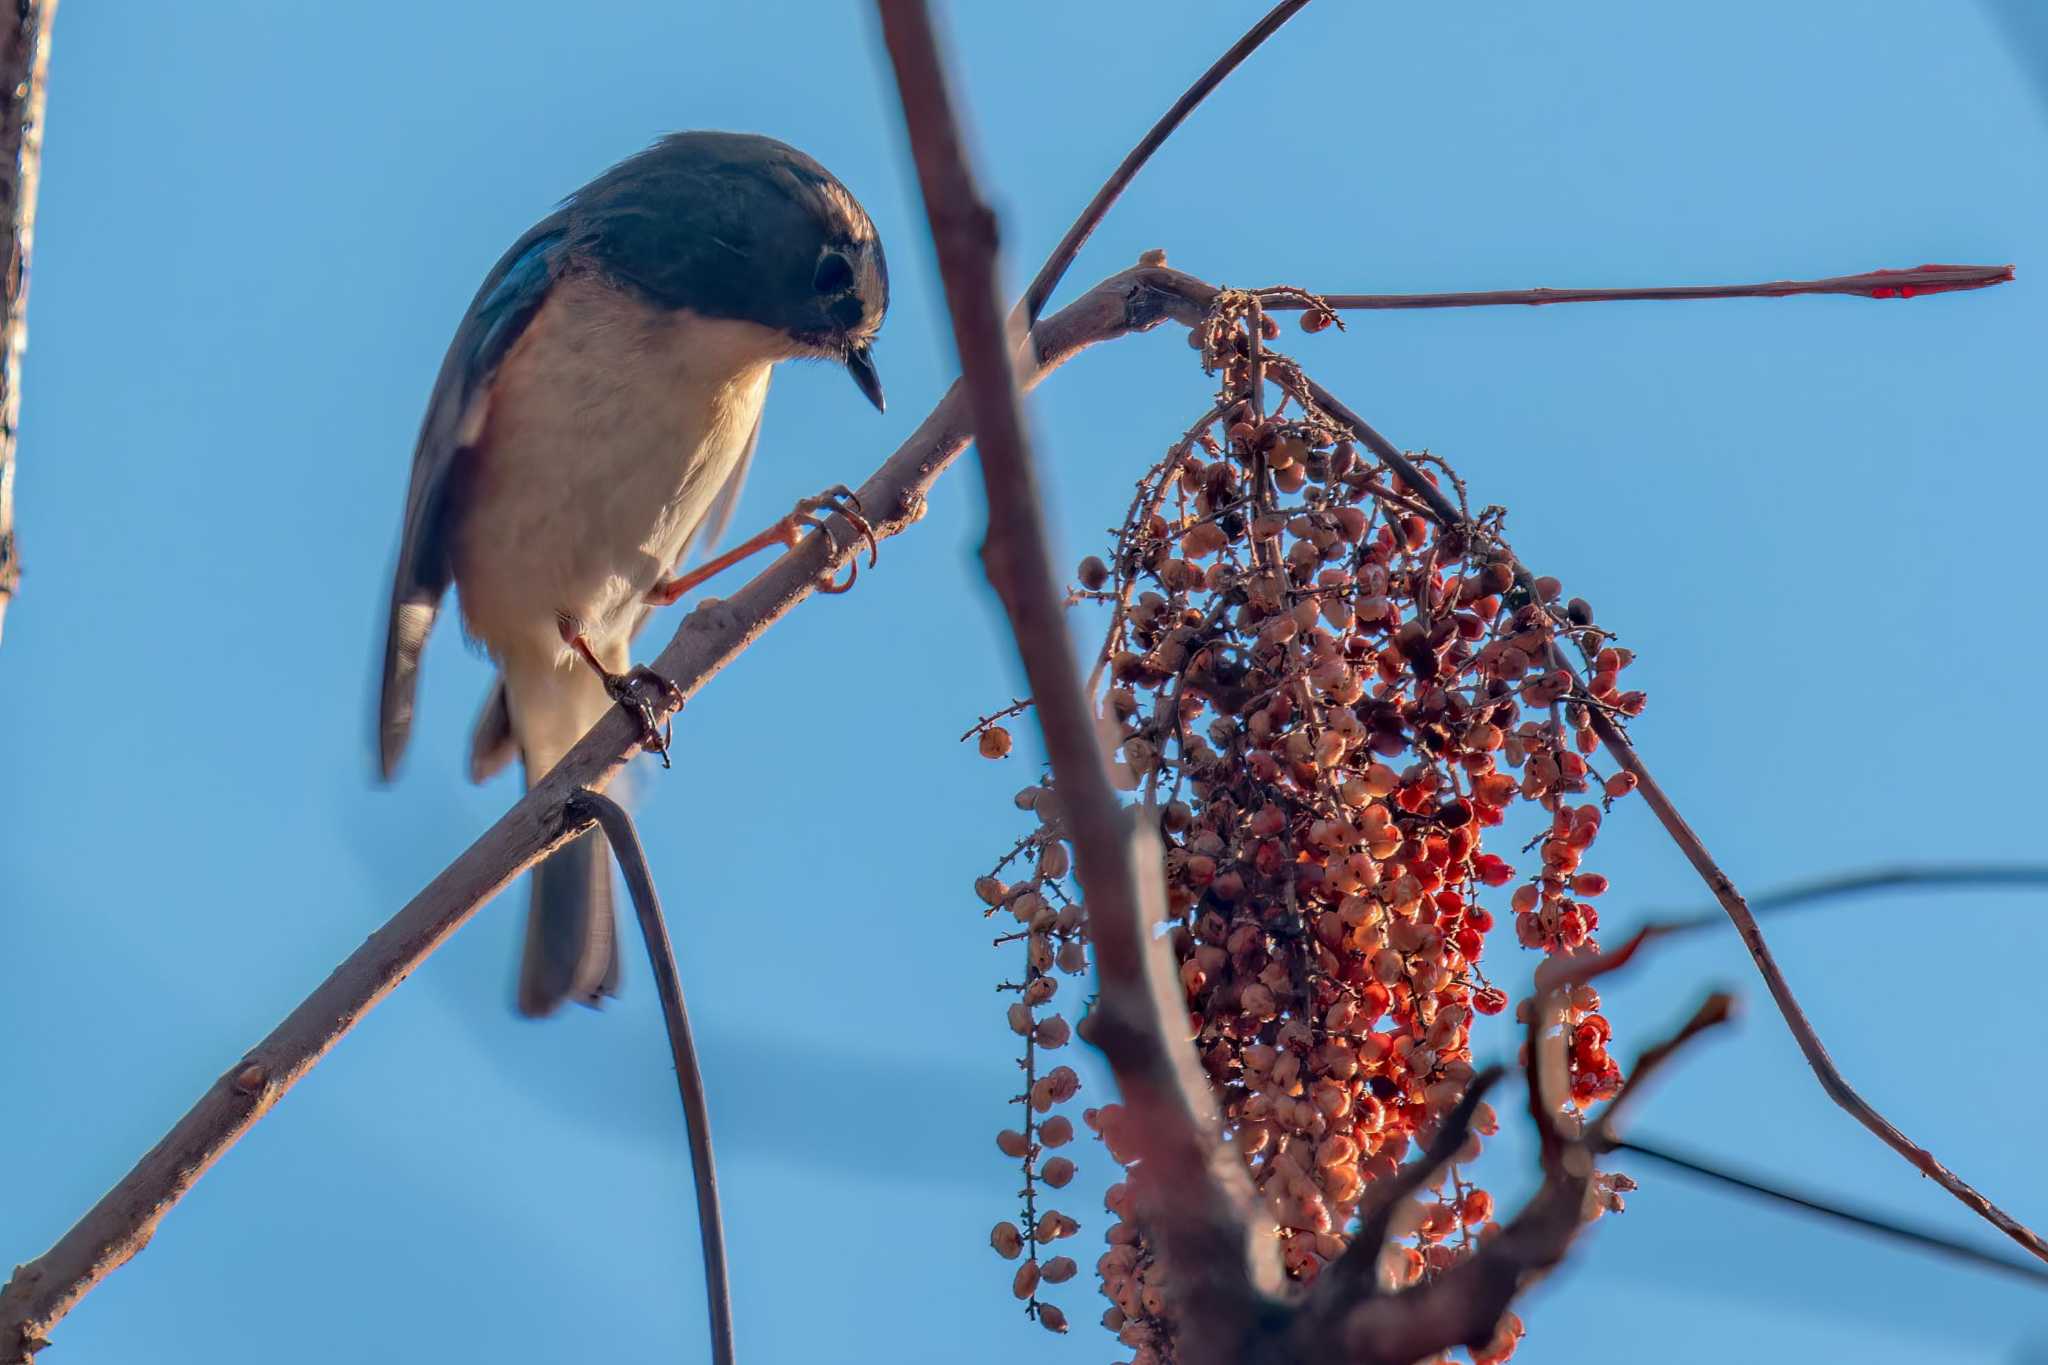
[451,276,783,659]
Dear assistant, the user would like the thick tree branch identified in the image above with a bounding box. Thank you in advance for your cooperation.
[0,0,55,645]
[570,791,734,1365]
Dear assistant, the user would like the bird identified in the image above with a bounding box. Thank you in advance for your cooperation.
[376,131,889,1017]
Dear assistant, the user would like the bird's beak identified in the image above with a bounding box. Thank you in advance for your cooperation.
[845,343,885,413]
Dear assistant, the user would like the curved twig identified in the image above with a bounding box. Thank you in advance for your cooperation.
[1015,0,1310,328]
[570,791,733,1365]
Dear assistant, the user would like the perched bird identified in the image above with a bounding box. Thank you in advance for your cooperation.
[376,132,889,1016]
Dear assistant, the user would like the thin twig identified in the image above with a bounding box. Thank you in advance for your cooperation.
[1015,0,1310,328]
[0,0,56,645]
[1658,863,2048,932]
[569,791,733,1365]
[1612,1138,2048,1292]
[1254,263,2014,315]
[1282,369,2048,1269]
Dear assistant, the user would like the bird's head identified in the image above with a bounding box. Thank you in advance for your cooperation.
[574,132,891,411]
[784,185,890,412]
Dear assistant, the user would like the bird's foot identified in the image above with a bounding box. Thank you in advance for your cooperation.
[788,484,878,594]
[605,666,685,767]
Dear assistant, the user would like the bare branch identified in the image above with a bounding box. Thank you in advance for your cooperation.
[570,791,733,1365]
[1258,263,2014,316]
[876,3,1274,1354]
[0,0,56,645]
[1613,1138,2048,1293]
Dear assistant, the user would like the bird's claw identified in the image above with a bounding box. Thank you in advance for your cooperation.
[606,665,685,769]
[790,484,878,593]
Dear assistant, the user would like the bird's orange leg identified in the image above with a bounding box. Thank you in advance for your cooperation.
[643,484,877,606]
[556,615,686,766]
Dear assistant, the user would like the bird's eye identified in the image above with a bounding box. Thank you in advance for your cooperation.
[814,253,854,294]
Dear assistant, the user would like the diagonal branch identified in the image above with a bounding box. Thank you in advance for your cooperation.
[1258,263,2013,315]
[570,791,733,1365]
[0,0,56,646]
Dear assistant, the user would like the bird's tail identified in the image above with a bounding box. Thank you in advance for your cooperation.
[501,650,622,1017]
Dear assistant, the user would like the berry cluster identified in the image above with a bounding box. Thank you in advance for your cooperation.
[970,293,1646,1362]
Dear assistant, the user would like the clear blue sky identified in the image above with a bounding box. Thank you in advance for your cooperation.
[4,3,2046,1362]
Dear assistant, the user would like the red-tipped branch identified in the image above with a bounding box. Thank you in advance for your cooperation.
[1261,263,2014,314]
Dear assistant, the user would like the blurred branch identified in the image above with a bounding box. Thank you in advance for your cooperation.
[1260,263,2013,315]
[1659,862,2048,931]
[1613,1137,2048,1292]
[0,0,56,645]
[878,1,1282,1349]
[570,791,734,1365]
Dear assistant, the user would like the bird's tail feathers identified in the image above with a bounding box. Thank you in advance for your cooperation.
[503,652,623,1016]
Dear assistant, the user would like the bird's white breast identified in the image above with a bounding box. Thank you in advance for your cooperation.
[451,273,795,664]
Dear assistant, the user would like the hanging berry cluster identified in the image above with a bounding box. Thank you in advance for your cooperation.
[968,290,1647,1363]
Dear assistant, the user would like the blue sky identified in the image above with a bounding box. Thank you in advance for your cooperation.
[3,3,2046,1362]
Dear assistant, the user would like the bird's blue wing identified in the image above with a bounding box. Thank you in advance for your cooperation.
[377,219,565,779]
